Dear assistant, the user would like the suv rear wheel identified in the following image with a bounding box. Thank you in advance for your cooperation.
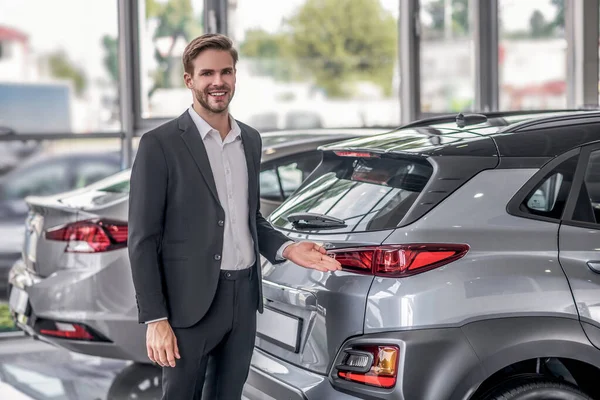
[480,374,592,400]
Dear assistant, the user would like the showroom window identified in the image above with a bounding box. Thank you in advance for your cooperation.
[0,0,121,133]
[419,0,475,113]
[498,0,567,110]
[138,0,204,118]
[522,154,578,220]
[228,0,401,129]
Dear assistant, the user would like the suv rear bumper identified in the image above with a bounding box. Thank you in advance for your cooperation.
[248,317,599,400]
[245,325,485,400]
[244,348,357,400]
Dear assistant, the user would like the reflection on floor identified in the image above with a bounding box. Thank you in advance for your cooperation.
[0,336,162,399]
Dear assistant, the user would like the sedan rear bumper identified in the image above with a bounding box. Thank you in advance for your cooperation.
[7,253,149,363]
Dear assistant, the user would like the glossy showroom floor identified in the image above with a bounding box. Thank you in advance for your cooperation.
[0,334,165,400]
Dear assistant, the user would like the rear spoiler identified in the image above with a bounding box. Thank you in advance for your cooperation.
[24,195,81,215]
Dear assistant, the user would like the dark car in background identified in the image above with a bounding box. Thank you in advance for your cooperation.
[0,151,123,295]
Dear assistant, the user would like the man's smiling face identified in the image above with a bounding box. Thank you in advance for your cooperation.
[185,48,236,114]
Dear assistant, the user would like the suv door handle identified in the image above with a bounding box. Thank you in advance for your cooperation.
[587,262,600,273]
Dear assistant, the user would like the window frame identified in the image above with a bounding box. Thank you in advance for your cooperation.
[561,141,600,230]
[507,140,600,229]
[506,146,581,224]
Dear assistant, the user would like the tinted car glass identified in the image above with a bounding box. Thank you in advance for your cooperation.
[587,151,600,223]
[572,150,600,225]
[278,153,322,197]
[57,171,131,209]
[2,161,69,200]
[522,155,578,220]
[259,168,282,201]
[270,155,433,232]
[74,161,121,188]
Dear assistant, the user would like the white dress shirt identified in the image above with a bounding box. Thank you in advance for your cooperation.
[188,106,256,271]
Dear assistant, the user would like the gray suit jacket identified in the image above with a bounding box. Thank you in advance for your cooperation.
[128,110,289,328]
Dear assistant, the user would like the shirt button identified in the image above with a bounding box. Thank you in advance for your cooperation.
[214,254,221,261]
[218,220,224,227]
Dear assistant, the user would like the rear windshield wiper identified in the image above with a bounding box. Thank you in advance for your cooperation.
[286,212,347,229]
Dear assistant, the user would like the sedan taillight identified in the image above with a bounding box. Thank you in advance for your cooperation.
[45,219,128,253]
[327,243,469,277]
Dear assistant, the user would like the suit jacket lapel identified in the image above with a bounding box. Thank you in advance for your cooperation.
[240,124,258,213]
[178,111,221,206]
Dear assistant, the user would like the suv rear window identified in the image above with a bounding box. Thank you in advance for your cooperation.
[269,154,433,233]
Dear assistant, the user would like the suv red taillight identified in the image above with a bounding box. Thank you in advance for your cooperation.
[337,345,399,388]
[45,219,128,253]
[328,244,469,277]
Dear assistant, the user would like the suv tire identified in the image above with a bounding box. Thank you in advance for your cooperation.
[480,374,592,400]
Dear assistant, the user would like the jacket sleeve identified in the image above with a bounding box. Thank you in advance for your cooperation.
[253,131,290,264]
[128,133,169,323]
[256,208,290,265]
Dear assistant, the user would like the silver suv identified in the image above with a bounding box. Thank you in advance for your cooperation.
[246,111,600,400]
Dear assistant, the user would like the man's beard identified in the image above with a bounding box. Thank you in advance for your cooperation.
[194,86,233,114]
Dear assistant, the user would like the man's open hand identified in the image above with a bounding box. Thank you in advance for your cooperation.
[147,320,180,367]
[282,241,342,272]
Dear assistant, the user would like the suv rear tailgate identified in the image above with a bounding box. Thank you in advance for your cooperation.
[257,230,388,374]
[260,149,441,374]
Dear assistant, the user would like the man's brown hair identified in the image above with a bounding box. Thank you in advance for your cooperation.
[182,33,238,75]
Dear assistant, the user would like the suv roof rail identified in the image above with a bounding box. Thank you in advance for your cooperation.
[504,110,600,133]
[402,109,588,130]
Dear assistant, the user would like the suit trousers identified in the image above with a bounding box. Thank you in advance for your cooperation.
[162,267,258,399]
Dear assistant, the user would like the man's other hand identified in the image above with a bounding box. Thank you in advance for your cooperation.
[146,319,180,367]
[282,241,342,272]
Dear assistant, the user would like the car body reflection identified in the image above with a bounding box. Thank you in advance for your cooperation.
[0,337,162,400]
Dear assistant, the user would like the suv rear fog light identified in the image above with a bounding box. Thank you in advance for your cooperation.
[337,345,399,388]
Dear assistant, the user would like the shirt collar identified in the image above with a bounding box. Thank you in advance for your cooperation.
[188,105,241,141]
